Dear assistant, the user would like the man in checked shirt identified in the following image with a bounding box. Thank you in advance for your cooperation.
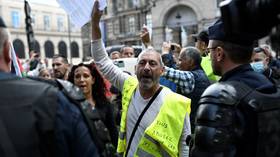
[162,47,211,132]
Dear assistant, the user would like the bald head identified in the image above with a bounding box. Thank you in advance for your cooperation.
[137,48,164,67]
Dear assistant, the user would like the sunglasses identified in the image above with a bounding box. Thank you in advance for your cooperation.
[253,47,265,53]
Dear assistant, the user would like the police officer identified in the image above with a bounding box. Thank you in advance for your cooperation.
[189,19,280,157]
[0,17,99,157]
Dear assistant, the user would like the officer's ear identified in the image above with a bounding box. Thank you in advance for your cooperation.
[215,46,224,62]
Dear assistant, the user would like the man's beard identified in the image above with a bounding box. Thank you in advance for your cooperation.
[54,72,65,79]
[212,61,222,76]
[140,78,154,90]
[139,75,161,90]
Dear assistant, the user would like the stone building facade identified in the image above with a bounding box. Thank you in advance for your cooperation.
[0,0,83,65]
[151,0,220,50]
[82,0,221,54]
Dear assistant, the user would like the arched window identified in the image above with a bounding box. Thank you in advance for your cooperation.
[13,39,25,58]
[58,41,67,58]
[34,40,40,54]
[44,40,54,58]
[71,41,79,57]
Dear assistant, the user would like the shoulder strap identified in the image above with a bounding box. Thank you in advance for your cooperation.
[227,81,254,103]
[230,81,280,110]
[125,86,163,157]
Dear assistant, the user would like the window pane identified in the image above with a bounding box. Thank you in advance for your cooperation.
[44,41,54,58]
[58,41,67,57]
[113,19,120,35]
[11,11,20,28]
[57,16,64,32]
[146,14,152,29]
[44,15,50,30]
[34,40,40,53]
[13,39,25,58]
[129,16,135,33]
[71,42,79,57]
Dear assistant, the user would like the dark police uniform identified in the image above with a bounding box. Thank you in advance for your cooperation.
[189,18,280,157]
[0,72,100,157]
[190,64,280,157]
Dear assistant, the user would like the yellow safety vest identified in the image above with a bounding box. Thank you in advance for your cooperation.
[201,55,220,82]
[117,77,191,157]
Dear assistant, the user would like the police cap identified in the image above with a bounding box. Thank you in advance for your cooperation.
[208,19,253,47]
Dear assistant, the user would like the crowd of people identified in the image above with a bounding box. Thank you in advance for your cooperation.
[0,0,280,157]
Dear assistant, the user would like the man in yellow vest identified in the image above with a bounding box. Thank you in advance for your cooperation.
[91,1,191,156]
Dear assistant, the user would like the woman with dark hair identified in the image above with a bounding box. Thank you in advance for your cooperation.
[68,61,118,156]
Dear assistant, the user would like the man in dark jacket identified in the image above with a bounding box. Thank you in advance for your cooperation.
[190,19,280,157]
[0,17,99,157]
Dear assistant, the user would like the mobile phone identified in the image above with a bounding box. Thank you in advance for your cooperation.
[170,45,175,51]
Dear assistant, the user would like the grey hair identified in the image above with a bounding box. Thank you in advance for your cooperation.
[0,28,10,56]
[180,46,202,66]
[110,51,120,58]
[137,47,164,66]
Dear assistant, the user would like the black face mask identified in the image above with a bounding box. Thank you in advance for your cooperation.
[30,59,39,71]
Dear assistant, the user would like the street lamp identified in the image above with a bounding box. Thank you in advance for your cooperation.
[176,12,181,19]
[24,0,35,55]
[175,11,182,46]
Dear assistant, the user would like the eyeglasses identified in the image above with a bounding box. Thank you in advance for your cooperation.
[205,46,218,54]
[253,47,265,53]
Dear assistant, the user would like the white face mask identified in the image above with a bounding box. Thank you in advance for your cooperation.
[250,61,265,73]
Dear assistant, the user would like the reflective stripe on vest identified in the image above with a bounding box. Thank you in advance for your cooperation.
[119,131,126,140]
[137,92,190,156]
[117,77,191,156]
[117,77,138,155]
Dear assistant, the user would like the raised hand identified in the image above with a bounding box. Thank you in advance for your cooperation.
[161,41,171,54]
[140,25,151,47]
[91,0,103,40]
